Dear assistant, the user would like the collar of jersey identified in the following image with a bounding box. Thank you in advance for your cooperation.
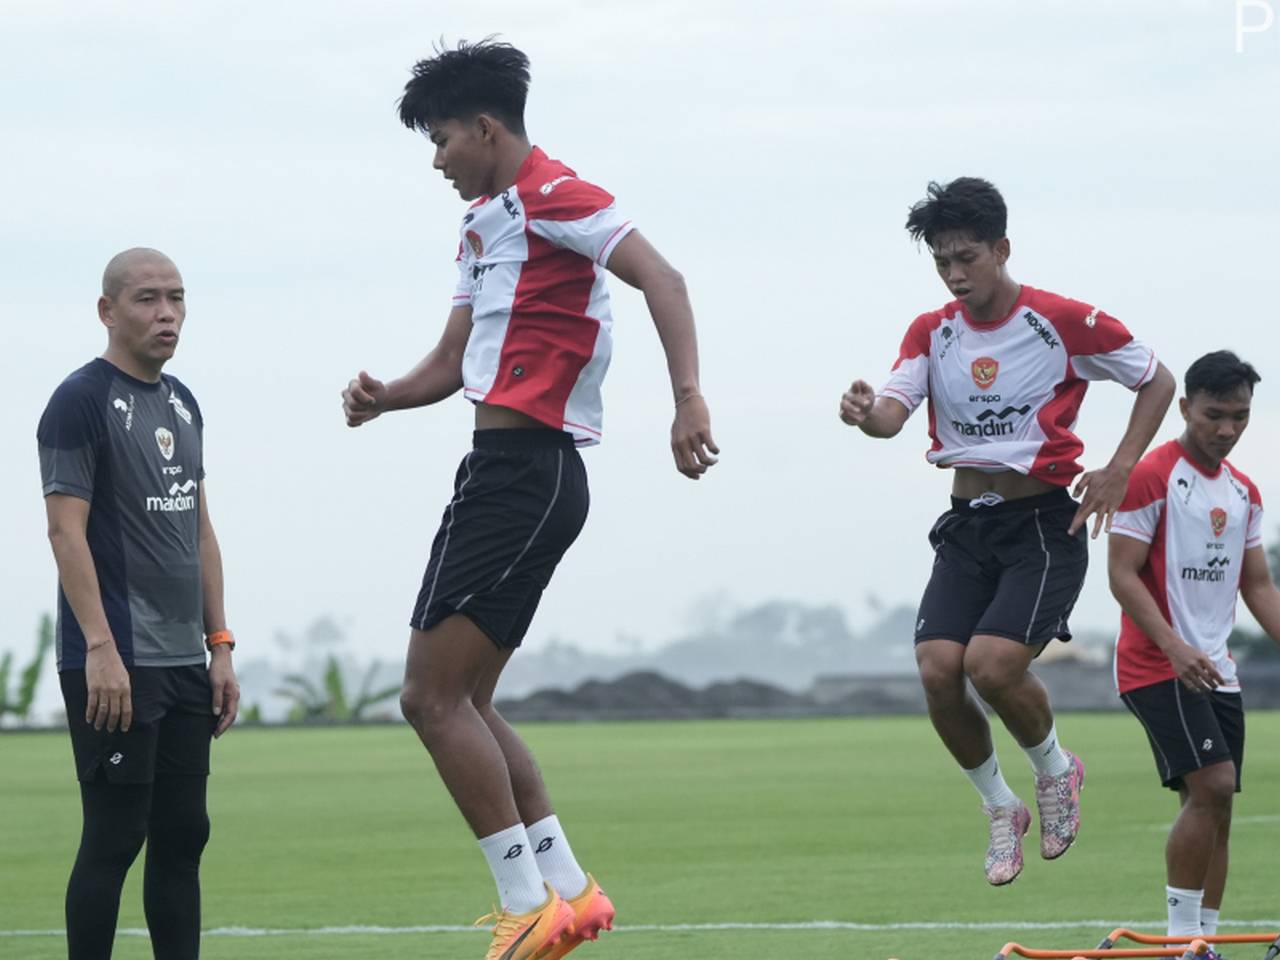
[95,357,166,392]
[957,284,1032,333]
[1175,437,1226,480]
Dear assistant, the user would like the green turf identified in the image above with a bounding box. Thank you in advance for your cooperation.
[3,713,1278,959]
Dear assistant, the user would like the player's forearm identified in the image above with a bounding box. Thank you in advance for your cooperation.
[857,397,909,439]
[1241,581,1280,646]
[47,529,113,647]
[642,269,702,400]
[1109,567,1182,653]
[384,350,466,411]
[199,521,227,635]
[1108,363,1175,471]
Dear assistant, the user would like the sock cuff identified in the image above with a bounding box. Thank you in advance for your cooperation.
[1167,886,1204,899]
[526,814,560,837]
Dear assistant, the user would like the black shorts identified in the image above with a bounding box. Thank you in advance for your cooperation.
[913,489,1088,647]
[411,429,589,649]
[1122,679,1244,792]
[60,664,215,784]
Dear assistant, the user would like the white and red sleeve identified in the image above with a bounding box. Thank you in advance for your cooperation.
[1060,307,1157,390]
[1245,477,1265,548]
[1110,451,1172,543]
[452,241,473,307]
[878,312,939,414]
[524,178,635,266]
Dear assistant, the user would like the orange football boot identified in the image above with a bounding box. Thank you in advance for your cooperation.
[476,884,575,960]
[534,874,615,959]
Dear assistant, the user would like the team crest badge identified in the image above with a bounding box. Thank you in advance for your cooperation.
[155,427,175,461]
[1210,507,1227,538]
[465,230,484,258]
[971,356,999,391]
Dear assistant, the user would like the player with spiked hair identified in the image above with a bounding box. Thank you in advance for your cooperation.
[341,38,718,960]
[1110,351,1280,952]
[839,177,1175,885]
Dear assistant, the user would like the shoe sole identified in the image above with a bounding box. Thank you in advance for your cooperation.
[534,909,613,959]
[1042,755,1085,861]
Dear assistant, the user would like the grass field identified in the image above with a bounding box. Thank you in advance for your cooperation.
[3,712,1279,959]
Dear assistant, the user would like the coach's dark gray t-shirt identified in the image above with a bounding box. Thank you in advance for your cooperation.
[38,359,206,670]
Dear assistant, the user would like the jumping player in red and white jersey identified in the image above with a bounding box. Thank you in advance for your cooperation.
[341,40,718,960]
[1109,351,1280,949]
[839,178,1175,886]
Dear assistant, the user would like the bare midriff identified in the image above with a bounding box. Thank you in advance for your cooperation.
[475,402,553,430]
[950,467,1060,501]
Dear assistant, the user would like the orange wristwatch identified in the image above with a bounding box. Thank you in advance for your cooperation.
[205,629,236,652]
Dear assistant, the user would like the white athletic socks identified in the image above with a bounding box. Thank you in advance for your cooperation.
[478,823,547,914]
[1024,724,1072,778]
[964,752,1022,809]
[1201,906,1220,937]
[526,814,589,899]
[1167,885,1205,937]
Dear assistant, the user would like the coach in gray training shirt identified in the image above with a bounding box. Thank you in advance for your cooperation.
[38,248,239,960]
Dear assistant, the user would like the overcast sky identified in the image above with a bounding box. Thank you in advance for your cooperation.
[3,0,1279,684]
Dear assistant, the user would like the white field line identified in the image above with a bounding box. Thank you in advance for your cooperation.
[4,920,1280,938]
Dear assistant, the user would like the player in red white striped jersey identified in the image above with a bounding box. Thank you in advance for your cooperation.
[1109,351,1280,945]
[340,39,717,960]
[840,177,1175,885]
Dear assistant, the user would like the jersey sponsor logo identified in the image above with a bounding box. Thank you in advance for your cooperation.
[500,190,519,219]
[971,357,999,390]
[146,484,197,512]
[168,392,193,425]
[976,405,1030,421]
[1181,553,1229,583]
[1024,311,1060,348]
[1210,507,1228,537]
[113,394,135,431]
[466,230,484,258]
[950,410,1019,437]
[155,427,175,461]
[1084,307,1099,328]
[539,174,573,196]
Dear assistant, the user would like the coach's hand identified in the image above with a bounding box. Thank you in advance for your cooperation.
[1069,462,1130,538]
[209,646,240,738]
[1168,639,1225,693]
[86,641,132,733]
[671,394,719,480]
[343,371,388,427]
[839,380,875,426]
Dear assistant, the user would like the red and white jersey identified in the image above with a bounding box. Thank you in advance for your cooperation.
[879,287,1157,485]
[452,146,635,446]
[1111,440,1264,694]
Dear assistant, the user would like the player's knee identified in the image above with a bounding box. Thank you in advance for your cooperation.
[963,655,1019,701]
[84,815,147,870]
[399,685,455,734]
[916,652,965,703]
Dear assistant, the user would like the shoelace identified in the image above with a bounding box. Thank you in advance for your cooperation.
[1036,772,1070,822]
[475,906,518,932]
[988,808,1022,858]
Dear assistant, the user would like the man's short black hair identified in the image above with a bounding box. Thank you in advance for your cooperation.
[905,177,1008,248]
[1185,350,1261,399]
[399,37,530,136]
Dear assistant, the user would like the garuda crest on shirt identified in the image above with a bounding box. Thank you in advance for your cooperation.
[1210,507,1228,538]
[971,356,999,391]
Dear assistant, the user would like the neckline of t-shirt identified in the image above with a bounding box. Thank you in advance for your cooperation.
[1175,438,1225,480]
[476,145,548,207]
[957,285,1033,333]
[95,357,166,391]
